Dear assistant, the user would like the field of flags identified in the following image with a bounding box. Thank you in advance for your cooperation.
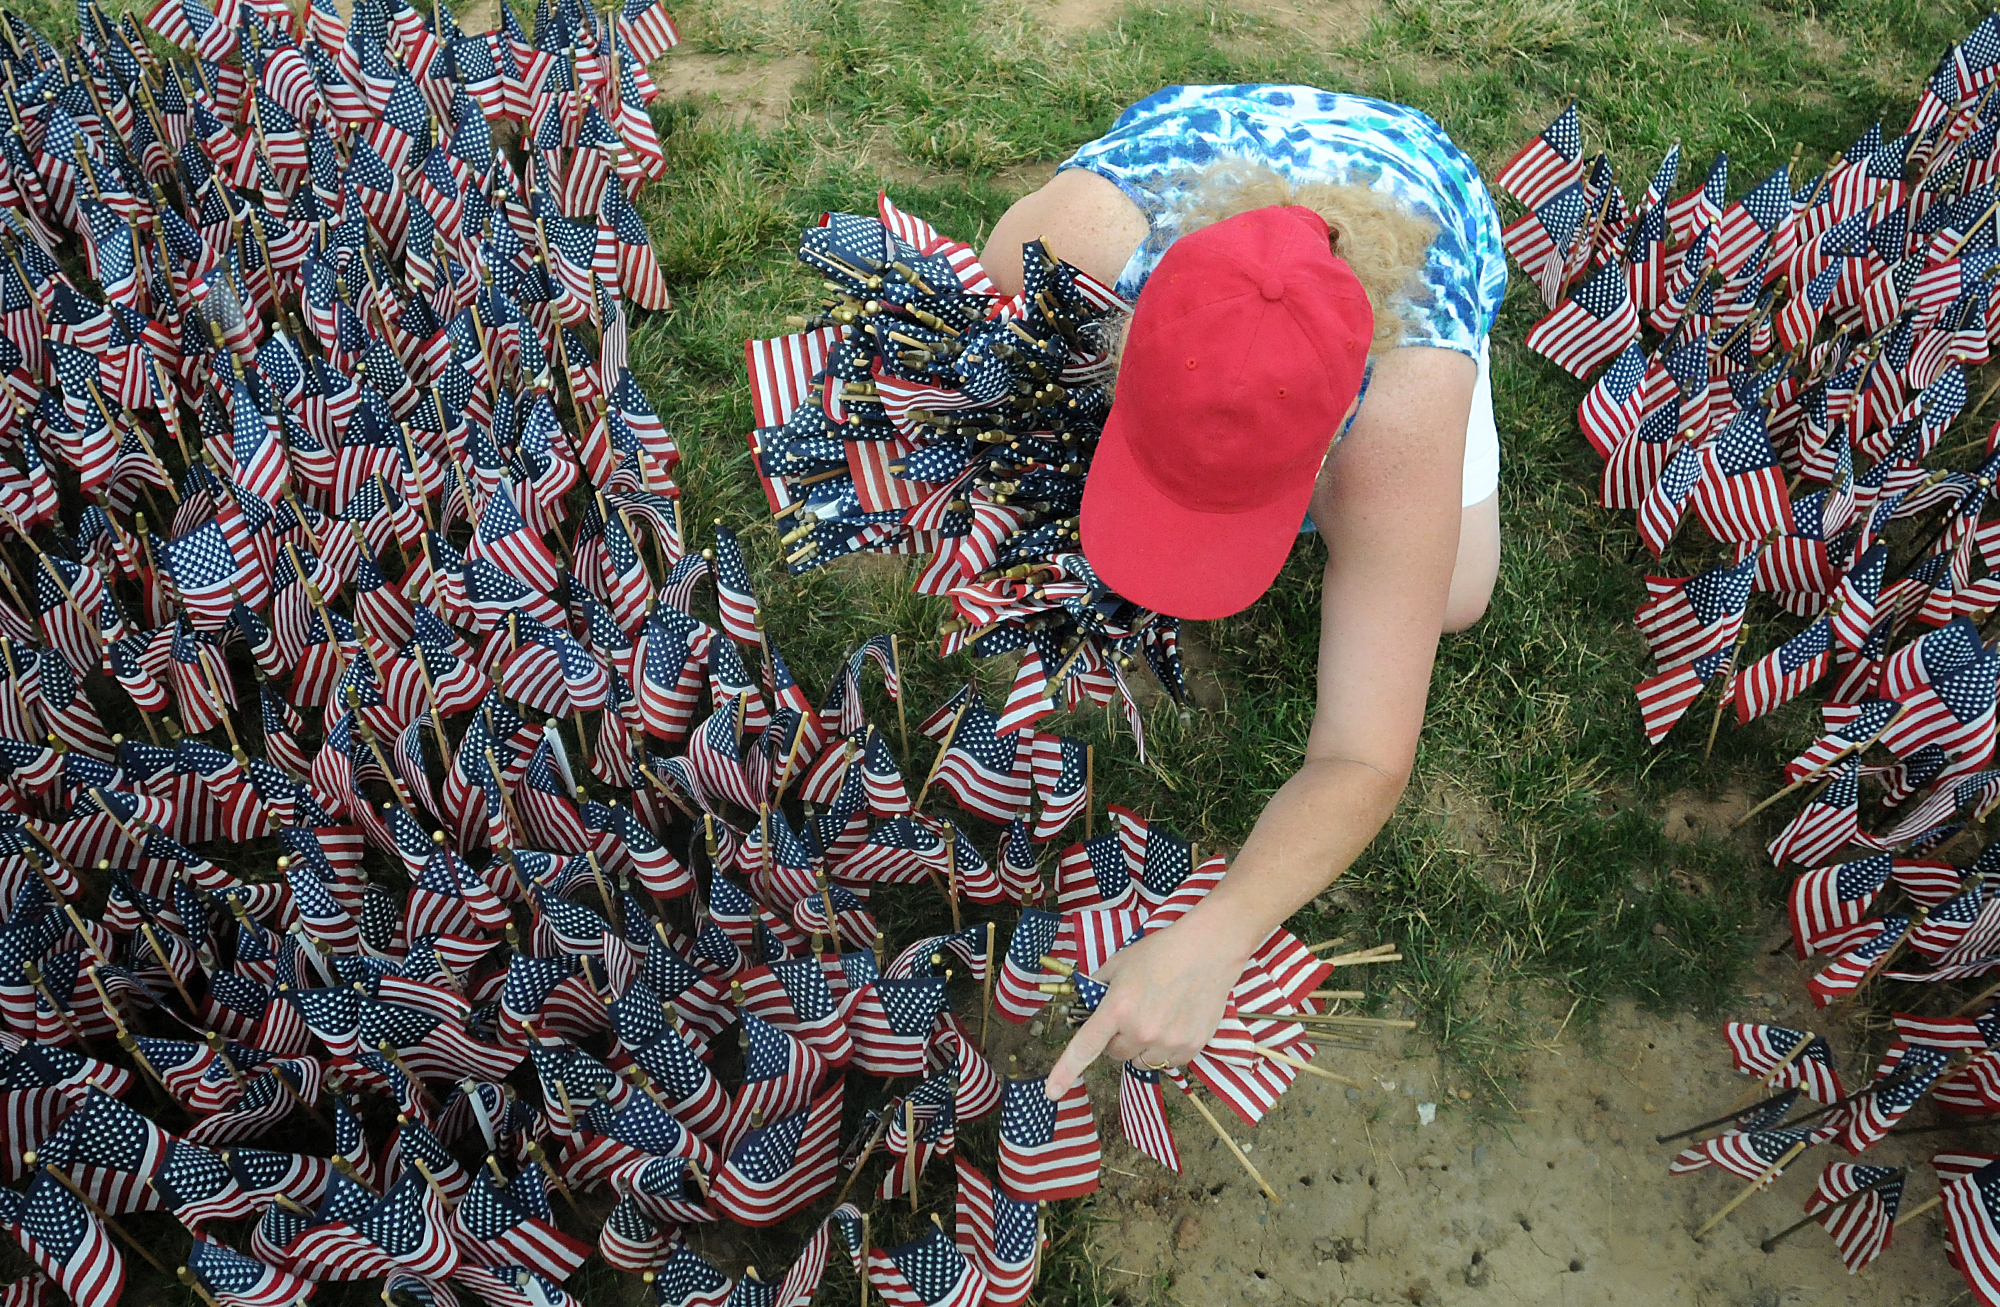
[1502,10,2000,1292]
[0,0,1400,1295]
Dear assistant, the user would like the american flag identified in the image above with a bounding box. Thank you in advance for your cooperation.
[1735,616,1833,723]
[1030,733,1087,841]
[1668,1124,1823,1181]
[1714,165,1796,270]
[711,524,762,645]
[1635,554,1757,670]
[1687,416,1785,562]
[1635,645,1732,745]
[650,1243,733,1307]
[954,1157,1040,1307]
[1933,1048,2000,1112]
[1807,914,1910,1006]
[1577,340,1648,459]
[33,1088,166,1214]
[1943,1157,2000,1303]
[596,1193,667,1273]
[15,1171,122,1307]
[709,1081,843,1227]
[996,1077,1099,1201]
[1493,102,1585,210]
[453,1165,591,1279]
[1803,1163,1904,1272]
[868,1224,990,1307]
[1666,152,1730,245]
[844,976,947,1076]
[1830,1042,1950,1151]
[1878,640,1998,766]
[1523,258,1640,378]
[930,698,1032,823]
[728,1011,832,1146]
[1724,1023,1845,1102]
[993,909,1064,1022]
[1789,854,1894,957]
[1768,756,1861,869]
[1118,1062,1179,1172]
[185,1237,311,1307]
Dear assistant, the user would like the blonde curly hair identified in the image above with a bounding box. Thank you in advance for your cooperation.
[1108,158,1440,360]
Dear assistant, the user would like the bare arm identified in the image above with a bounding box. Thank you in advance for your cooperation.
[979,169,1149,297]
[1044,346,1476,1093]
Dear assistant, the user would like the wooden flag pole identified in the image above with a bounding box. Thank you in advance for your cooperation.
[1895,1193,1944,1227]
[1170,1080,1278,1204]
[890,634,909,770]
[913,696,971,813]
[177,1267,222,1307]
[1084,743,1094,840]
[1237,1012,1417,1029]
[1253,1044,1365,1089]
[833,1107,897,1209]
[943,825,961,933]
[860,1213,871,1307]
[137,921,199,1015]
[1656,1085,1799,1144]
[981,920,996,1050]
[1732,706,1907,827]
[1694,1140,1808,1239]
[1953,975,2000,1016]
[904,1097,918,1212]
[1704,624,1751,761]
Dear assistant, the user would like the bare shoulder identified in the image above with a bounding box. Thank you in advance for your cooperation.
[1310,344,1477,521]
[1365,343,1478,394]
[979,168,1148,298]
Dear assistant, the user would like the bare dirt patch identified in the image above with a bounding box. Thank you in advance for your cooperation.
[1082,949,1967,1306]
[1659,787,1754,846]
[657,52,811,130]
[1041,0,1381,43]
[1428,781,1502,860]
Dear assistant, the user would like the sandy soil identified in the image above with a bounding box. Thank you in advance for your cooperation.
[1071,947,1973,1307]
[659,52,811,130]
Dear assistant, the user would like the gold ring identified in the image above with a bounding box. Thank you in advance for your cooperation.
[1141,1055,1172,1071]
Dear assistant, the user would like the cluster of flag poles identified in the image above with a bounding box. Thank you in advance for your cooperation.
[742,197,1184,762]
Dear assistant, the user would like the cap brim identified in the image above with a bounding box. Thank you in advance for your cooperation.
[1080,405,1319,621]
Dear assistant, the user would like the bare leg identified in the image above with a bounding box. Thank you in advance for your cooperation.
[1444,491,1499,633]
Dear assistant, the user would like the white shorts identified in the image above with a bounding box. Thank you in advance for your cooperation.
[1461,336,1499,508]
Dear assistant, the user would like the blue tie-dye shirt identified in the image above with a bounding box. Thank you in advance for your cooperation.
[1059,84,1508,358]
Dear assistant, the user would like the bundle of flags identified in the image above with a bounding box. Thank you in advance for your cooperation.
[1521,16,2000,1296]
[743,197,1182,760]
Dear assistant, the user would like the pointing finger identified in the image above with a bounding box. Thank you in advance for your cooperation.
[1044,1004,1117,1099]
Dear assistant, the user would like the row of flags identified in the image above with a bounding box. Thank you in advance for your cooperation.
[741,197,1180,763]
[1507,14,2000,1298]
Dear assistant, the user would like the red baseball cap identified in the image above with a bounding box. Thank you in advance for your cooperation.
[1082,206,1373,620]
